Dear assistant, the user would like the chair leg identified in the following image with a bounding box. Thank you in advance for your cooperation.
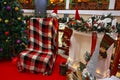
[17,62,25,72]
[44,70,52,75]
[44,54,58,75]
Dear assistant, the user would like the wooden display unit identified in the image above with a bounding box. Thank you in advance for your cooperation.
[18,0,34,9]
[70,1,109,10]
[115,0,120,10]
[47,0,65,10]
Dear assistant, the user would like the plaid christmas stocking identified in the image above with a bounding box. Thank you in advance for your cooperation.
[99,34,114,58]
[62,27,73,47]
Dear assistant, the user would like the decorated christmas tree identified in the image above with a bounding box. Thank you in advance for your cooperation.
[0,0,28,60]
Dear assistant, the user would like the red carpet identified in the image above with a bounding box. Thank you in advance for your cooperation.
[0,55,67,80]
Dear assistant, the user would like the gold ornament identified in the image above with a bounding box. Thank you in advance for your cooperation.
[17,17,21,20]
[4,2,7,4]
[15,7,19,11]
[5,19,9,23]
[6,39,8,42]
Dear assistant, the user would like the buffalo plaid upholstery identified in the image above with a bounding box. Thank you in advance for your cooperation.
[17,18,58,74]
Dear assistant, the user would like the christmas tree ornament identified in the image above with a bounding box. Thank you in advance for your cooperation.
[17,17,21,20]
[6,39,8,42]
[15,7,19,11]
[4,19,9,23]
[5,31,9,36]
[3,1,7,4]
[16,39,21,44]
[6,6,11,10]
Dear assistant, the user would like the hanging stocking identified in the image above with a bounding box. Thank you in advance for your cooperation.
[99,34,114,59]
[62,27,73,55]
[91,32,97,56]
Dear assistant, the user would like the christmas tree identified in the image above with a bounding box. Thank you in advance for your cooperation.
[0,0,28,60]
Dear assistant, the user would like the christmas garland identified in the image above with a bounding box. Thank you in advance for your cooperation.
[58,14,120,33]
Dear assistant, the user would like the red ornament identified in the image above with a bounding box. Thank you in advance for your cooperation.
[5,31,9,36]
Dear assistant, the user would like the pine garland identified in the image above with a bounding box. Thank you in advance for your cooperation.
[58,14,120,33]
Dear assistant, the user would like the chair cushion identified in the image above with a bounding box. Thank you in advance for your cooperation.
[18,49,53,73]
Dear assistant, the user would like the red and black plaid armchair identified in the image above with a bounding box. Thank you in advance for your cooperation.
[17,17,58,75]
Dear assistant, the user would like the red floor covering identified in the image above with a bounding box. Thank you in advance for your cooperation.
[0,55,67,80]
